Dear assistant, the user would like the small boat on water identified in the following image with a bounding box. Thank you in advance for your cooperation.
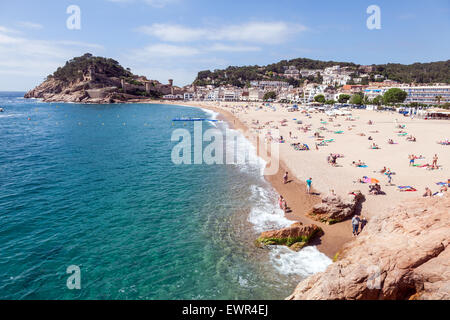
[172,117,219,122]
[0,107,4,112]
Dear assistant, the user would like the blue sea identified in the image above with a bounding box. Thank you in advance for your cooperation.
[0,92,330,300]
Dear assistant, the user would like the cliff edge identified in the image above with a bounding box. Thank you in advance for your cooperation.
[287,193,450,300]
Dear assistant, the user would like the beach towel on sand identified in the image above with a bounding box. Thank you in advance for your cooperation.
[398,186,417,192]
[361,177,379,184]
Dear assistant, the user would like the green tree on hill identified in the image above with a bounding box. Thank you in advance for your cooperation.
[372,95,383,106]
[349,93,363,105]
[338,94,351,103]
[263,91,277,101]
[314,94,326,103]
[383,88,407,104]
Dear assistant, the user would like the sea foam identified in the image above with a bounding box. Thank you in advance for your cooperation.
[270,246,332,276]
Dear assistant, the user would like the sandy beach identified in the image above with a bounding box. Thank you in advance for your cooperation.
[153,100,450,258]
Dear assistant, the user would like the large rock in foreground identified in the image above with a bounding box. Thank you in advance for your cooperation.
[309,191,365,224]
[256,223,322,251]
[287,193,450,300]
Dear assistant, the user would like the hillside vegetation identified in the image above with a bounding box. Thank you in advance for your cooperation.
[194,58,450,87]
[49,53,133,83]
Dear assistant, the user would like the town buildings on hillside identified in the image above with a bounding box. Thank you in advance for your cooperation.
[163,65,449,106]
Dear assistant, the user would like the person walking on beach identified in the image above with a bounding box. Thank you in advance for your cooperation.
[283,172,289,184]
[360,216,368,232]
[352,215,361,236]
[409,155,415,167]
[306,178,312,194]
[278,195,284,209]
[386,169,393,185]
[282,198,288,213]
[432,154,438,169]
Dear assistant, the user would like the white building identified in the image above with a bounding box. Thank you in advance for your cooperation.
[206,88,222,101]
[303,84,328,103]
[183,92,194,100]
[248,88,265,101]
[223,90,241,101]
[404,85,450,105]
[284,66,300,79]
[250,81,290,90]
[364,85,450,105]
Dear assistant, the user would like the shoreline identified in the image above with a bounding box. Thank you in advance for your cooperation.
[21,97,448,261]
[158,100,353,258]
[23,96,347,257]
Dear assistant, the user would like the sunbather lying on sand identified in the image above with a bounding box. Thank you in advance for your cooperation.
[352,160,366,167]
[369,183,383,195]
[423,187,433,197]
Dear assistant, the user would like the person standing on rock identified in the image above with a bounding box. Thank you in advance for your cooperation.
[352,215,361,236]
[306,178,312,194]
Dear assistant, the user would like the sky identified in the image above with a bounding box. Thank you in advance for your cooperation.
[0,0,449,91]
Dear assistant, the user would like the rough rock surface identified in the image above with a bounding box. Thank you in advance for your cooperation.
[25,77,141,104]
[310,191,365,223]
[287,193,450,300]
[256,222,321,248]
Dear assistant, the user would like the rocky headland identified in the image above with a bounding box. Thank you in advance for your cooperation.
[24,53,179,104]
[287,193,450,300]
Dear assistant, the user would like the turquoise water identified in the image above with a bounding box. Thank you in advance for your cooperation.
[0,92,330,300]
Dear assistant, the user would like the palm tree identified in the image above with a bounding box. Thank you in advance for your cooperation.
[435,95,443,105]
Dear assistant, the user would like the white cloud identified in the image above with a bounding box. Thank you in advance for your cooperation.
[129,42,261,61]
[17,21,44,30]
[137,21,307,44]
[0,25,19,34]
[0,26,104,90]
[133,43,200,60]
[137,24,206,42]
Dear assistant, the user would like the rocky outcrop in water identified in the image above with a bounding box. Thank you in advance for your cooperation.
[287,193,450,300]
[309,191,365,224]
[256,222,322,251]
[24,53,177,104]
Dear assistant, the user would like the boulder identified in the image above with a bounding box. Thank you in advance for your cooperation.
[256,222,322,249]
[310,191,364,224]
